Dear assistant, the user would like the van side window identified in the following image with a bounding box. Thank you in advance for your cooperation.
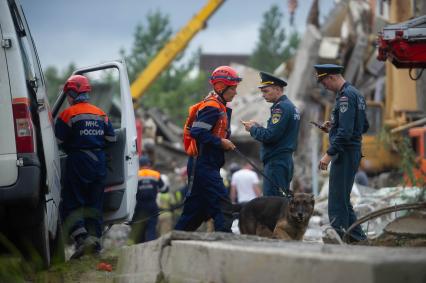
[56,68,123,129]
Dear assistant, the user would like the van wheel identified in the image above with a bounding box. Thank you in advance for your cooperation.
[50,217,65,264]
[20,199,51,270]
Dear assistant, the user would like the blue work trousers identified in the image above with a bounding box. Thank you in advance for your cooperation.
[328,149,366,241]
[263,154,293,196]
[175,164,233,232]
[131,200,158,243]
[61,151,106,239]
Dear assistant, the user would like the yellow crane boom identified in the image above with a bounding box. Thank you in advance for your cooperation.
[131,0,225,100]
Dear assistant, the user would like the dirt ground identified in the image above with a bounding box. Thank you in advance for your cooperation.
[367,233,426,247]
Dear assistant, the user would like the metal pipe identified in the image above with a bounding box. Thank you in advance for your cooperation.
[390,117,426,133]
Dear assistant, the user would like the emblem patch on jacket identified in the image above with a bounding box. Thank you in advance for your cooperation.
[339,102,348,113]
[358,97,366,110]
[294,107,300,120]
[272,113,281,124]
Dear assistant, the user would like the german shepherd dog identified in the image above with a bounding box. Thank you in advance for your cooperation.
[237,193,315,240]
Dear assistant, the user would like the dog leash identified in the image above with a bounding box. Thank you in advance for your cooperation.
[125,203,186,225]
[233,147,293,199]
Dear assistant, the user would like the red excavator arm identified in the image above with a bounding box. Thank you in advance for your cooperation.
[377,15,426,68]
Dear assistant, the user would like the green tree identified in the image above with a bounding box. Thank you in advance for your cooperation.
[44,63,76,105]
[122,10,173,83]
[249,5,300,72]
[121,10,206,126]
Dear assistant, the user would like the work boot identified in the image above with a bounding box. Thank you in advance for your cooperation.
[70,234,89,259]
[83,236,102,256]
[344,234,367,245]
[322,226,345,245]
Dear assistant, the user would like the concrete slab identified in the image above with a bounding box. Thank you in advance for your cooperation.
[115,231,426,283]
[384,213,426,236]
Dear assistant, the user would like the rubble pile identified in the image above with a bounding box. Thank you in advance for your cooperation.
[304,184,426,245]
[285,0,386,190]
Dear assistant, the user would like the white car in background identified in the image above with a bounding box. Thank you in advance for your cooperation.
[0,0,138,268]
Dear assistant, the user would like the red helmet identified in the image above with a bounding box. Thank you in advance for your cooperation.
[63,75,92,94]
[209,66,242,87]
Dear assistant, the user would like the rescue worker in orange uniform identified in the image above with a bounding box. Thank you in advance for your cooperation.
[55,75,116,257]
[130,155,165,243]
[175,66,242,232]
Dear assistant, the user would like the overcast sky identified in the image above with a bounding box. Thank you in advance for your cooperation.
[20,0,334,70]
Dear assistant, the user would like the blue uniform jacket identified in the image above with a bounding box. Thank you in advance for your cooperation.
[327,82,369,156]
[136,169,164,203]
[55,102,116,151]
[134,168,164,217]
[189,96,231,169]
[55,102,116,178]
[250,95,300,162]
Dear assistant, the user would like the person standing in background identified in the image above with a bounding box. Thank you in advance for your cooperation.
[55,75,116,258]
[315,64,369,243]
[230,163,261,203]
[242,71,300,197]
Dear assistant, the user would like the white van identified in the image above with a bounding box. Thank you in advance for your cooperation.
[0,0,138,268]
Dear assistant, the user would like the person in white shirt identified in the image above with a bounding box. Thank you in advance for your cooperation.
[230,163,262,203]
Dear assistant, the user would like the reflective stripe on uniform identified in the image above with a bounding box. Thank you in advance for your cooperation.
[192,121,213,130]
[80,149,99,162]
[70,114,105,125]
[71,227,88,240]
[138,176,160,182]
[105,135,117,142]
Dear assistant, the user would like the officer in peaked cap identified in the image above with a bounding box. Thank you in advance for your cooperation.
[314,63,370,243]
[242,71,300,197]
[314,64,344,82]
[258,71,288,88]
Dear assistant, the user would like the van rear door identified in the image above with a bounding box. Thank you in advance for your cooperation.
[0,7,18,187]
[13,1,62,228]
[52,60,138,224]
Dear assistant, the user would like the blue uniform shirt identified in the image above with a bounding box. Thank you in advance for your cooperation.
[327,82,369,156]
[250,95,300,162]
[55,102,116,151]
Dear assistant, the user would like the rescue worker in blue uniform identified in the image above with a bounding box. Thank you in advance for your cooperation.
[175,66,242,232]
[55,75,116,256]
[242,72,300,196]
[130,155,165,243]
[315,64,369,243]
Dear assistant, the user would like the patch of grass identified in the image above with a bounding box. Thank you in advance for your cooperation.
[0,257,32,283]
[35,248,119,283]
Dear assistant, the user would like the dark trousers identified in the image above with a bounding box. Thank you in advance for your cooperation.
[263,155,293,196]
[61,151,106,240]
[175,166,233,232]
[328,150,366,241]
[131,201,158,243]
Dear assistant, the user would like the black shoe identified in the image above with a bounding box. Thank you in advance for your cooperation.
[83,236,102,254]
[345,235,367,244]
[70,236,101,259]
[70,235,89,260]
